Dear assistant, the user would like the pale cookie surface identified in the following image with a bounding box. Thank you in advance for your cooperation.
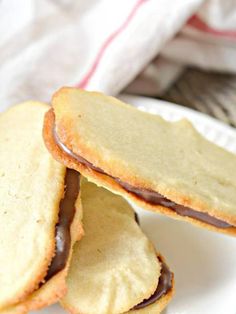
[1,195,83,314]
[61,179,161,314]
[0,102,66,309]
[52,88,236,226]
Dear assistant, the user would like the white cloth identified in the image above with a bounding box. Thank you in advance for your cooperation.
[0,0,236,110]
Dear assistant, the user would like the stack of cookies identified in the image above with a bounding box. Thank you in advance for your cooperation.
[1,87,236,314]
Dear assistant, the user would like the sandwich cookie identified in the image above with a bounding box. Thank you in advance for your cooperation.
[43,88,236,235]
[61,179,174,314]
[0,102,83,314]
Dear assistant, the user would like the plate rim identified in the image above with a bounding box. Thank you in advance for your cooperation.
[120,93,236,139]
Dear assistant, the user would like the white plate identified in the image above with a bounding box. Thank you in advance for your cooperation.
[33,95,236,314]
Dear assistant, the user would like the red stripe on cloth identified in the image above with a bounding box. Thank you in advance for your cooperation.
[77,0,148,89]
[187,15,236,39]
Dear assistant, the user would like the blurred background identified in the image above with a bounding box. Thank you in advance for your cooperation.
[1,0,236,123]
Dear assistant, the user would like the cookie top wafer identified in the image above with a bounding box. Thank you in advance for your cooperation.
[0,102,71,310]
[43,87,236,234]
[61,179,173,314]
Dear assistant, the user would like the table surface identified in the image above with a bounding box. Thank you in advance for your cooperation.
[161,67,236,128]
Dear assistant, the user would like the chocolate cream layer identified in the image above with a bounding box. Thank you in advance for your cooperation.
[46,169,80,280]
[132,258,172,310]
[53,125,232,229]
[132,214,173,309]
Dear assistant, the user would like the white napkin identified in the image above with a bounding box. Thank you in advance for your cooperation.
[1,0,235,110]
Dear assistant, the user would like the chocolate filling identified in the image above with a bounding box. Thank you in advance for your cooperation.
[132,259,172,310]
[53,125,232,229]
[46,169,80,280]
[117,180,232,229]
[134,212,140,225]
[132,213,173,308]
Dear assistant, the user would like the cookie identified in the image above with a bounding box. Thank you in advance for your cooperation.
[61,179,174,314]
[43,87,236,235]
[0,102,83,313]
